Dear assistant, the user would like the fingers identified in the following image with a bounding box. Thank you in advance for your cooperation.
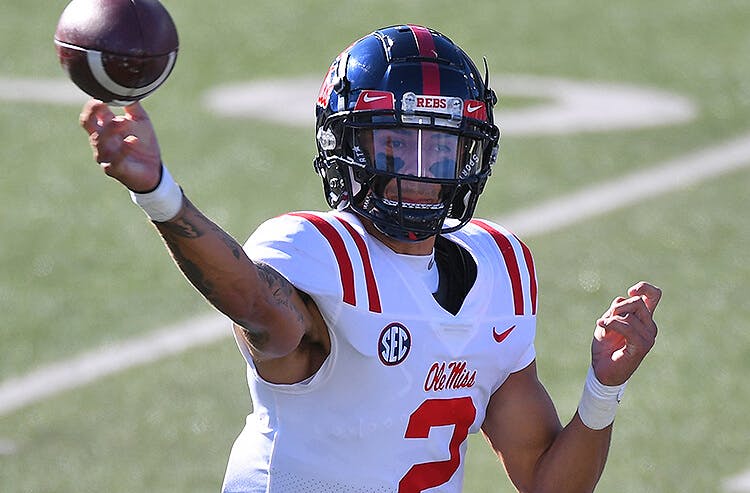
[81,99,147,166]
[628,281,662,314]
[78,99,161,192]
[591,283,661,384]
[597,295,658,349]
[81,99,121,164]
[89,115,131,165]
[601,296,626,318]
[597,318,655,366]
[79,99,148,136]
[598,313,653,345]
[79,99,114,135]
[599,281,662,326]
[123,101,150,121]
[609,296,653,327]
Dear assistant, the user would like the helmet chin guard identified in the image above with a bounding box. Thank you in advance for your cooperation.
[314,25,500,242]
[360,177,457,242]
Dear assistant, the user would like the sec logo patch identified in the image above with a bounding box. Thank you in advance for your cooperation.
[378,323,411,366]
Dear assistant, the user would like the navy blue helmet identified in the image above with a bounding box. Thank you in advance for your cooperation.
[314,25,500,241]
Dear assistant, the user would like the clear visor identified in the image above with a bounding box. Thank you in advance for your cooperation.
[356,128,482,179]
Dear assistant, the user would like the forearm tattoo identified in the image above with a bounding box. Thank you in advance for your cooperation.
[156,202,242,305]
[158,203,242,258]
[155,201,311,352]
[157,215,202,239]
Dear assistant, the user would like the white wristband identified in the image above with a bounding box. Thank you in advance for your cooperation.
[129,165,183,222]
[577,366,628,430]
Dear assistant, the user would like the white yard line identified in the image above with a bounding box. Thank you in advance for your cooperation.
[497,131,750,236]
[0,313,229,416]
[0,76,88,105]
[1,131,749,418]
[202,75,696,134]
[726,470,750,492]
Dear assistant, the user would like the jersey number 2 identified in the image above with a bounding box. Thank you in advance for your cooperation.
[398,396,477,493]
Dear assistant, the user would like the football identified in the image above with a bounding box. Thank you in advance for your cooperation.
[54,0,179,105]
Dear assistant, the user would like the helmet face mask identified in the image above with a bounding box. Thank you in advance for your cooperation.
[314,25,500,242]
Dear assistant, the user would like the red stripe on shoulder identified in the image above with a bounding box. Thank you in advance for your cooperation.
[514,235,538,315]
[335,216,382,313]
[471,219,525,316]
[288,212,356,306]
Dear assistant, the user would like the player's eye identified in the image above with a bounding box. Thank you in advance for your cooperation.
[385,137,407,150]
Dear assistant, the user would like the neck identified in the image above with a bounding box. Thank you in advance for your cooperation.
[362,220,436,255]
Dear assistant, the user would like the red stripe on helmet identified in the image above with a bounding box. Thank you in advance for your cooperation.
[408,25,440,96]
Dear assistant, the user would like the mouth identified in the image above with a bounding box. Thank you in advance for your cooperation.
[382,179,443,207]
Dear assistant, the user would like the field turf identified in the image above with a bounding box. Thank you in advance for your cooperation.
[1,1,748,491]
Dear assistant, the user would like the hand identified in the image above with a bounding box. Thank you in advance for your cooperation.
[79,99,162,192]
[591,281,661,386]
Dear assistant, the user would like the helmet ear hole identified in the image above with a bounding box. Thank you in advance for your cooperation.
[314,157,349,209]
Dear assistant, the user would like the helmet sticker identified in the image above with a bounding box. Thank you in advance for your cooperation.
[352,145,368,166]
[463,100,488,120]
[401,92,463,128]
[354,91,395,110]
[317,57,340,109]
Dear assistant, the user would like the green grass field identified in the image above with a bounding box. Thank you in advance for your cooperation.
[1,0,749,491]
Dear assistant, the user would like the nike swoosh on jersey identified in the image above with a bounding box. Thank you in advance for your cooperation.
[466,103,483,113]
[492,325,516,343]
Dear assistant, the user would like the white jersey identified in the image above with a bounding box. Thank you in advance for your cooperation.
[222,211,538,493]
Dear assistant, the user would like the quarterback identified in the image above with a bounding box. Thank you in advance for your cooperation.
[79,25,661,493]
